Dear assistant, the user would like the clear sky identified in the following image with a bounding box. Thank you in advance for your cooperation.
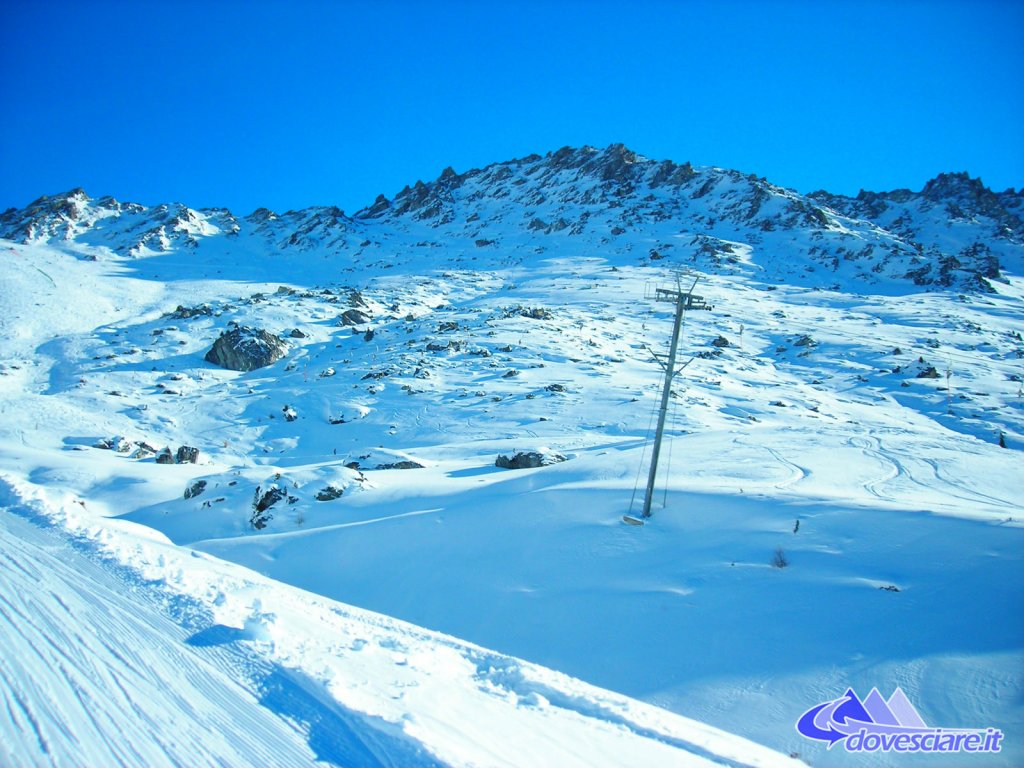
[1,0,1021,215]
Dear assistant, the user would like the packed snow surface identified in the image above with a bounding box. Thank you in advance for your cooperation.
[2,481,790,767]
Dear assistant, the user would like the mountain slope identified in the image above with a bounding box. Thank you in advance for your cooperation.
[3,145,1022,292]
[1,146,1022,766]
[810,171,1024,286]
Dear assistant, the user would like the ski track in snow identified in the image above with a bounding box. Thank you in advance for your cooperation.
[0,480,796,768]
[0,505,328,768]
[848,433,1020,513]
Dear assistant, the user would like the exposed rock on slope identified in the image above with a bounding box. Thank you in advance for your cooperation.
[3,146,1021,293]
[809,171,1023,289]
[205,327,288,371]
[496,450,568,469]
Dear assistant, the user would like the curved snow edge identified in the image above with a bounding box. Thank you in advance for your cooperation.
[0,474,797,768]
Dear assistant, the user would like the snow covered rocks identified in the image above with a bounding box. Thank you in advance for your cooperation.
[375,460,424,470]
[204,326,288,371]
[183,480,207,499]
[251,485,292,529]
[155,445,200,464]
[495,449,567,469]
[338,308,371,326]
[314,485,344,501]
[93,436,133,452]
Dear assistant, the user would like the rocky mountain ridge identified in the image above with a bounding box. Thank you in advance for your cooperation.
[2,144,1022,292]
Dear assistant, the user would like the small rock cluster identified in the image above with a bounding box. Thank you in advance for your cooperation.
[495,450,567,470]
[156,445,200,464]
[95,437,197,464]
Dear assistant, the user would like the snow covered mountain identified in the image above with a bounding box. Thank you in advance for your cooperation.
[1,145,1022,766]
[3,144,1022,291]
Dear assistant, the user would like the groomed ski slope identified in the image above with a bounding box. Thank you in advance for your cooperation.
[0,503,325,767]
[0,479,795,768]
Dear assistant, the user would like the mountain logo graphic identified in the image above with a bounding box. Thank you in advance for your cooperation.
[795,687,1003,754]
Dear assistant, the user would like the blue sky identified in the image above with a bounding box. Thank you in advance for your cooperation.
[1,0,1021,215]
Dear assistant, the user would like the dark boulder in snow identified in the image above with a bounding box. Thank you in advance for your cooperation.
[251,485,289,529]
[495,450,567,470]
[184,480,207,499]
[176,446,200,464]
[205,326,288,372]
[343,288,368,308]
[508,306,553,320]
[155,445,200,464]
[170,303,214,319]
[375,460,424,470]
[132,443,156,459]
[315,486,344,501]
[338,309,371,326]
[426,339,462,353]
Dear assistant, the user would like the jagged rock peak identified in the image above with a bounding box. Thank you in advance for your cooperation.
[540,144,701,189]
[0,187,101,240]
[545,143,641,172]
[921,171,988,200]
[26,187,91,214]
[357,193,390,219]
[29,187,89,204]
[356,143,693,221]
[247,207,278,222]
[307,205,347,219]
[852,171,998,205]
[921,171,983,195]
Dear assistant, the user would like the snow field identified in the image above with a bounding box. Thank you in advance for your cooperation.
[1,477,795,767]
[1,219,1021,767]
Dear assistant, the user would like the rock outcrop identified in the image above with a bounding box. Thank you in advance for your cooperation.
[495,450,567,470]
[205,326,288,371]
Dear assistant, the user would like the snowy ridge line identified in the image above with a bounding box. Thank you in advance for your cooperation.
[5,146,1022,294]
[0,474,797,768]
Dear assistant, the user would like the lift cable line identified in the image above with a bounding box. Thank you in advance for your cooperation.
[624,276,713,526]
